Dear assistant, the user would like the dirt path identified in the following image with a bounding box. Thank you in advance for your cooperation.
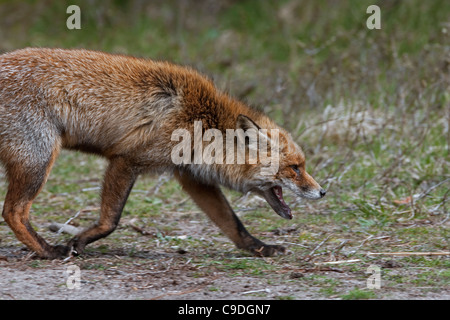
[1,245,448,300]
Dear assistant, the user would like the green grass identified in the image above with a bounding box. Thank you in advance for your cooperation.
[341,288,377,300]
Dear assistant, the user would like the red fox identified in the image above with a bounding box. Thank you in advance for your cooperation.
[0,48,325,259]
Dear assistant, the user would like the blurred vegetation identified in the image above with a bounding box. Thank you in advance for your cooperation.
[0,0,448,113]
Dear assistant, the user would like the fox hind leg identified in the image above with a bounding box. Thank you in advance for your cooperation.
[174,170,285,257]
[1,145,69,259]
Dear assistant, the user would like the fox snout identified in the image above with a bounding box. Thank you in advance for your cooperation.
[297,172,326,200]
[299,185,327,200]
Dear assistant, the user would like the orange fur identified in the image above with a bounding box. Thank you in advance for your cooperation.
[0,48,324,258]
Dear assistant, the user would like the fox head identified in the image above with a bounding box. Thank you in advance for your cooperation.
[234,114,326,220]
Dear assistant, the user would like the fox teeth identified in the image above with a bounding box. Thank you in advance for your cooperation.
[273,186,285,202]
[274,187,282,198]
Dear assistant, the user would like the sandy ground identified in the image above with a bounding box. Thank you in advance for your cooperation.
[1,246,448,300]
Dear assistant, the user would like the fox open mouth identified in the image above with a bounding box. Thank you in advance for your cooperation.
[262,186,292,220]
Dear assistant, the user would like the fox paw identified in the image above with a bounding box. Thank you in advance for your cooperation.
[67,238,85,256]
[39,244,72,259]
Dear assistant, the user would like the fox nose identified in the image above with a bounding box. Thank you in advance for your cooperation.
[320,189,326,198]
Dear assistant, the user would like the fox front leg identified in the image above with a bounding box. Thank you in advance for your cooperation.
[174,170,285,257]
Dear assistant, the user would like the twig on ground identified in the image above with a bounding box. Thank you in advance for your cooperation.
[415,178,450,202]
[367,251,450,257]
[148,174,170,195]
[148,276,219,300]
[48,207,99,235]
[48,222,82,236]
[241,288,271,295]
[350,235,390,255]
[127,218,154,236]
[314,259,362,266]
[304,234,332,261]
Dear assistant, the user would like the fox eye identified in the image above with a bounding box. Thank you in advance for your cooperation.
[290,165,300,175]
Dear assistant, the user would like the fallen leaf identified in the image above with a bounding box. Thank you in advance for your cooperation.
[393,196,412,205]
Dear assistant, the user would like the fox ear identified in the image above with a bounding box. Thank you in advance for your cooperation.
[235,114,274,152]
[236,114,261,131]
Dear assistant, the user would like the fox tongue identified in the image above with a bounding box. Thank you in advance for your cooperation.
[271,186,292,220]
[273,186,286,204]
